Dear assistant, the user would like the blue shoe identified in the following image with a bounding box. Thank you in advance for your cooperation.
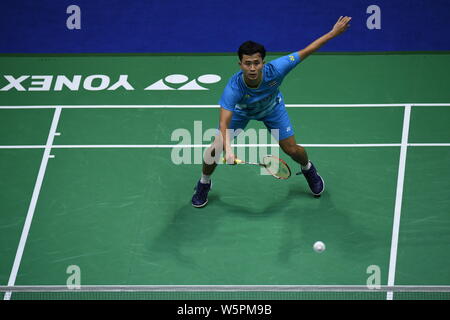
[192,180,212,208]
[301,162,325,197]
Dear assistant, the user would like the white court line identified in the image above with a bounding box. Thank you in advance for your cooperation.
[0,145,46,149]
[0,103,450,109]
[52,143,403,148]
[387,105,412,301]
[408,143,450,147]
[3,143,450,150]
[0,105,218,109]
[0,143,402,149]
[3,107,62,301]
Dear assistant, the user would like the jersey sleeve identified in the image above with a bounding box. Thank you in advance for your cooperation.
[218,78,242,111]
[269,52,301,78]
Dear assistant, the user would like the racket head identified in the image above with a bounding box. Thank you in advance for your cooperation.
[261,155,291,179]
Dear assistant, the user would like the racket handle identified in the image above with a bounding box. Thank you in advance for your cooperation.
[221,157,243,164]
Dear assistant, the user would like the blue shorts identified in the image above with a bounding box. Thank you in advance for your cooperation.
[228,102,294,141]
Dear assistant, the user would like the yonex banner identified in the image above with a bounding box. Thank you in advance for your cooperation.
[1,54,450,105]
[1,0,449,53]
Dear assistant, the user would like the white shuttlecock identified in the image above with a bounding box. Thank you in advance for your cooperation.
[313,241,326,253]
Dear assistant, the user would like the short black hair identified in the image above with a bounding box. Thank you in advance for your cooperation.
[238,41,266,61]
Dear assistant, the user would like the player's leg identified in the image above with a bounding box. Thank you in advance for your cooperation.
[278,135,324,196]
[191,142,218,208]
[263,102,324,196]
[192,113,249,208]
[278,135,308,166]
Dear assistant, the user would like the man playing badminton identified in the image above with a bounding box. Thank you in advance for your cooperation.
[192,16,352,208]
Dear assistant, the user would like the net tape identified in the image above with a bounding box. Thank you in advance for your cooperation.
[1,285,450,293]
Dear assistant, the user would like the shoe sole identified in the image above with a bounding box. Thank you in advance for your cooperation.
[192,200,208,208]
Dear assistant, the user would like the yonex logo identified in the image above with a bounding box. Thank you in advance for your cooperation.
[145,74,221,91]
[0,74,222,92]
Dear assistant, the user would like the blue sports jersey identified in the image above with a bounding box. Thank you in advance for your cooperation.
[219,52,301,119]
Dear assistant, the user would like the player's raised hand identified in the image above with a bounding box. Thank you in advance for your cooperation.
[331,16,351,37]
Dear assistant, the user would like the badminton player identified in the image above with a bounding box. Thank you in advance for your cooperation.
[192,16,352,208]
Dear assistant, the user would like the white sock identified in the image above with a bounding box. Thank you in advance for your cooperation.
[200,174,211,184]
[301,161,312,171]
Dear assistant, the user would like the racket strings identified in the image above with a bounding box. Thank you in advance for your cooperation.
[262,156,291,179]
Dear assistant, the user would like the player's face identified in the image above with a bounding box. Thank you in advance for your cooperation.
[239,53,264,85]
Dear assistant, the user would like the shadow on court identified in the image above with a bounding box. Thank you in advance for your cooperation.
[145,183,379,274]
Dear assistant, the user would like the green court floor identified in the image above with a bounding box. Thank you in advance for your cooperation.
[0,53,449,300]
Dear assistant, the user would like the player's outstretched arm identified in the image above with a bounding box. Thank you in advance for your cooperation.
[298,16,351,61]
